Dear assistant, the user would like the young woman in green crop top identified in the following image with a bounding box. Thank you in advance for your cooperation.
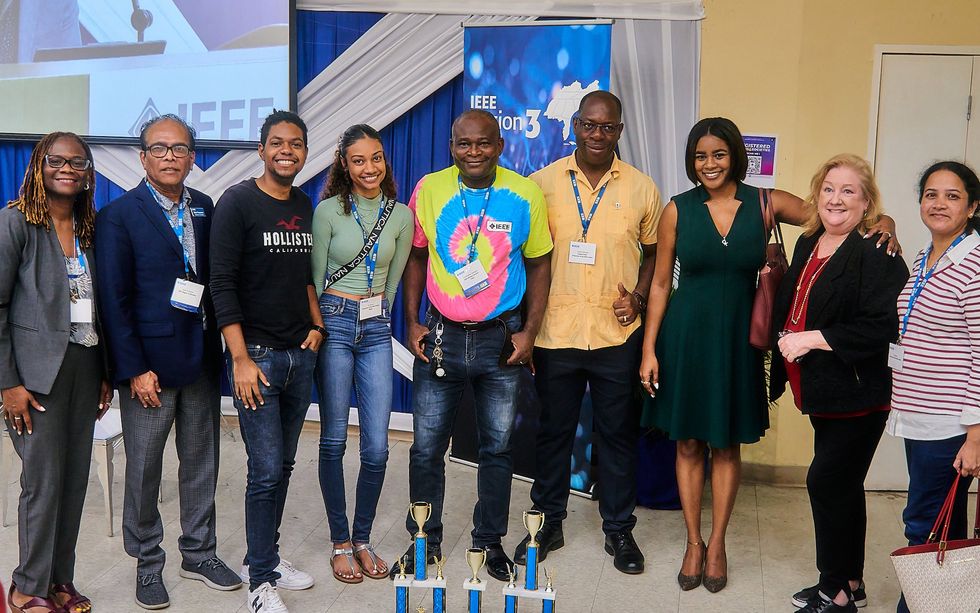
[311,124,413,584]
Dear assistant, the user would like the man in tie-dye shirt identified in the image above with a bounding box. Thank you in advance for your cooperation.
[393,110,552,582]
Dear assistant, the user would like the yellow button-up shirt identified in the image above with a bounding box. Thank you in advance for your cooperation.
[530,154,663,350]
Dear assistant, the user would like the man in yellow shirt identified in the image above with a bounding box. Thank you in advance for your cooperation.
[515,91,663,575]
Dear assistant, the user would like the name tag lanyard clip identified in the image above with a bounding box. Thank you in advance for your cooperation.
[569,171,608,242]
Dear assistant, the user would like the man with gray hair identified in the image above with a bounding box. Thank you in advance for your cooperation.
[96,114,242,610]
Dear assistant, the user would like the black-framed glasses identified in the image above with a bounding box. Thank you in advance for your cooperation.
[44,155,92,171]
[575,119,622,135]
[144,144,192,158]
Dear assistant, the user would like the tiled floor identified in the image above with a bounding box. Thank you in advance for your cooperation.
[0,418,913,612]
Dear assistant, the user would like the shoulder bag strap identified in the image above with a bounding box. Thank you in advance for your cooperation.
[324,197,396,289]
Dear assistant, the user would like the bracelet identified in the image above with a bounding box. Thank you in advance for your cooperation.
[311,324,327,338]
[631,290,647,311]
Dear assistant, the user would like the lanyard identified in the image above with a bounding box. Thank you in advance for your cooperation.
[569,171,607,241]
[164,202,192,278]
[901,232,968,337]
[457,175,492,262]
[66,223,87,279]
[349,195,386,295]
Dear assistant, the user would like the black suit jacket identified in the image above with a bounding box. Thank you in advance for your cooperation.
[769,229,909,414]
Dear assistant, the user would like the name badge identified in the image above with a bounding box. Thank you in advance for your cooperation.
[888,342,904,372]
[359,295,383,320]
[70,298,93,323]
[487,220,512,233]
[454,260,490,297]
[569,241,597,265]
[171,278,205,313]
[191,207,206,217]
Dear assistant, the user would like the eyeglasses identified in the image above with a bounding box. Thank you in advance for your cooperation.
[44,155,92,171]
[144,144,192,158]
[575,119,622,135]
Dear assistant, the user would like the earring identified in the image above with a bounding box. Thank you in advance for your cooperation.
[83,180,91,191]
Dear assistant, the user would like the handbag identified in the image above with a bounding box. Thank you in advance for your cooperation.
[748,188,788,350]
[890,476,980,613]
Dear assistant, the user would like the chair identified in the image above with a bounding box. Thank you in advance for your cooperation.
[1,408,125,537]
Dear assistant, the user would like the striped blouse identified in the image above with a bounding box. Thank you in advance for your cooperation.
[887,232,980,441]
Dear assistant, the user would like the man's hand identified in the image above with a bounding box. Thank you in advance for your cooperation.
[300,329,323,352]
[407,321,431,362]
[506,330,534,367]
[864,215,902,256]
[612,282,640,326]
[1,385,45,435]
[233,356,270,410]
[98,380,113,419]
[130,371,162,408]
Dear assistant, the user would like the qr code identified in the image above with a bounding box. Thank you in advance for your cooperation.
[747,154,762,175]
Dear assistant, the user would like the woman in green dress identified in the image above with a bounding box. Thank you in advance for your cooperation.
[638,117,899,593]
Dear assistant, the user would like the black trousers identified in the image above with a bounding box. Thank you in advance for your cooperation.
[807,410,888,598]
[529,330,642,535]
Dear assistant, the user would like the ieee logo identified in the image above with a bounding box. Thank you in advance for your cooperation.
[487,221,512,233]
[130,98,162,137]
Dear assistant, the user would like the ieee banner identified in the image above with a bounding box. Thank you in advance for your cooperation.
[463,21,612,176]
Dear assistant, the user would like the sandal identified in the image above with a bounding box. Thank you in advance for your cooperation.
[51,583,92,613]
[331,546,363,584]
[353,543,388,579]
[7,583,64,613]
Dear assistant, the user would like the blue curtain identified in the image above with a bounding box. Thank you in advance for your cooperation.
[0,9,462,413]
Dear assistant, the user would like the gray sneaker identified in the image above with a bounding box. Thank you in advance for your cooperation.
[180,557,244,591]
[136,573,170,610]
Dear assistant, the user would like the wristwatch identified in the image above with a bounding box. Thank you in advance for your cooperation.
[311,324,327,338]
[631,290,647,311]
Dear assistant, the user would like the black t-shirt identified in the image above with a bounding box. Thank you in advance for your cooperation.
[210,179,313,348]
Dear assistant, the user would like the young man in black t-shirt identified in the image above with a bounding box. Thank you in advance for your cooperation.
[210,111,326,613]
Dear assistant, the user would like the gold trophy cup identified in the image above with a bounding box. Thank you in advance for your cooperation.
[465,547,486,584]
[523,510,544,547]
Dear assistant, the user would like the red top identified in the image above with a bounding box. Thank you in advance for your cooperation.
[783,251,888,419]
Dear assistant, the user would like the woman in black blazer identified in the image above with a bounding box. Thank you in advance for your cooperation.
[0,132,112,613]
[769,154,908,613]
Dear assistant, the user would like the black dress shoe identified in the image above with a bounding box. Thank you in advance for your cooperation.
[604,530,645,575]
[483,543,516,582]
[387,542,443,580]
[514,523,565,565]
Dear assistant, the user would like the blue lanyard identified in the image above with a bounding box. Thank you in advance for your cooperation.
[901,232,968,337]
[569,171,607,241]
[457,176,492,263]
[67,231,87,279]
[349,195,386,295]
[164,202,192,278]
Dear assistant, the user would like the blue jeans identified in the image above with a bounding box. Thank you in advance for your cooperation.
[407,309,522,548]
[316,293,393,544]
[229,345,315,589]
[897,434,973,613]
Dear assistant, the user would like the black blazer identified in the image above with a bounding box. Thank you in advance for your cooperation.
[769,229,909,414]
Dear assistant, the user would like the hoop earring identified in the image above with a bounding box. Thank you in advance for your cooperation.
[83,180,91,191]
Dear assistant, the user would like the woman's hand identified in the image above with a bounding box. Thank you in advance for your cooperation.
[638,351,659,397]
[864,215,902,257]
[777,330,829,363]
[1,385,45,435]
[953,427,980,477]
[98,380,113,420]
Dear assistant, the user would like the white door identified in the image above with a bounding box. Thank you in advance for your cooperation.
[868,52,976,490]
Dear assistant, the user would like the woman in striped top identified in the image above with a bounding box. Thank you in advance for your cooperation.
[888,161,980,613]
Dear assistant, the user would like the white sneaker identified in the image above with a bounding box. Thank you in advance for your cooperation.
[240,558,315,591]
[247,582,288,613]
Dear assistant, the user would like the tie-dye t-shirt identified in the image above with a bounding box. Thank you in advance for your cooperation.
[410,165,553,322]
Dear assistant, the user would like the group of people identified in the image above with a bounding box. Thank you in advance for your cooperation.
[0,90,977,613]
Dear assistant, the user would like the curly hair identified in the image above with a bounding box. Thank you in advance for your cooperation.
[6,132,96,248]
[320,124,396,214]
[802,153,882,237]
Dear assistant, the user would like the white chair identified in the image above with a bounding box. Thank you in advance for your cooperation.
[1,407,125,537]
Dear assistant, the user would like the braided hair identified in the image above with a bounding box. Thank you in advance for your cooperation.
[7,132,96,248]
[320,124,396,214]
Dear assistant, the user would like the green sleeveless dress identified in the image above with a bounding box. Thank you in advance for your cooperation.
[641,182,769,447]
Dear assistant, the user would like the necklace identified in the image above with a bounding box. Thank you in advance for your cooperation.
[789,236,842,325]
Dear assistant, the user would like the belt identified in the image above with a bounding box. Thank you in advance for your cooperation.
[431,307,520,331]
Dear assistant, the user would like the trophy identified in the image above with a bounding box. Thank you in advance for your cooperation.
[502,510,558,612]
[523,510,544,590]
[411,501,432,580]
[394,556,410,613]
[463,547,487,613]
[432,556,447,613]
